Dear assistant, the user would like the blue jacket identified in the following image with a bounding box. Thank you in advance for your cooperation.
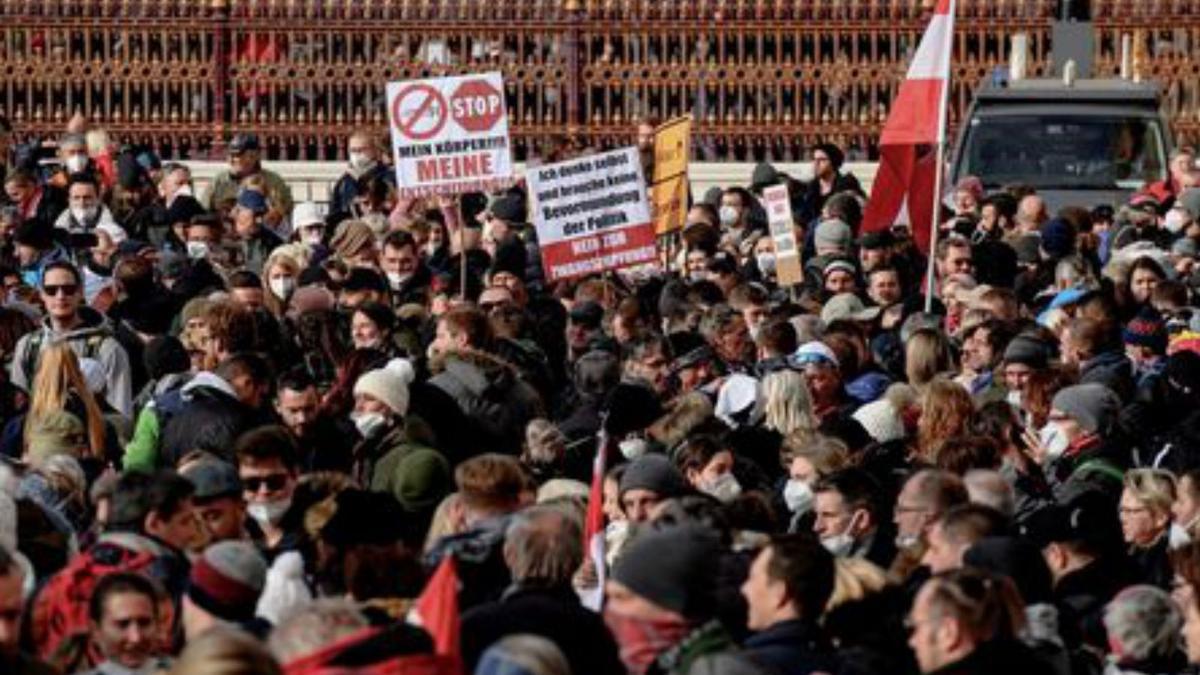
[738,619,839,675]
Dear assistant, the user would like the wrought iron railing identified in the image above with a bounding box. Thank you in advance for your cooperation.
[1,0,1197,161]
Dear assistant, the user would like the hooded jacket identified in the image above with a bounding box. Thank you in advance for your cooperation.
[428,349,544,456]
[11,307,132,416]
[158,372,252,467]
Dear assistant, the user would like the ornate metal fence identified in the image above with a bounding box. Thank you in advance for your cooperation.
[1,0,1197,161]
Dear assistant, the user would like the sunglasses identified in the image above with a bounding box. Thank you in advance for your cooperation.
[241,473,290,493]
[42,283,78,297]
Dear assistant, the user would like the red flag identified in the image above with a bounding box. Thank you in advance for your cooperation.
[414,556,462,674]
[580,431,608,611]
[861,0,956,254]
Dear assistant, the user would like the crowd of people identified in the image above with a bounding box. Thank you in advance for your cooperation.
[4,120,1200,675]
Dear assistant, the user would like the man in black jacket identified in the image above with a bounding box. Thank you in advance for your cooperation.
[799,143,864,225]
[459,506,622,675]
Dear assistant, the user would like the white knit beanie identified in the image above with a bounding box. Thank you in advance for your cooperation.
[352,358,416,417]
[853,398,906,444]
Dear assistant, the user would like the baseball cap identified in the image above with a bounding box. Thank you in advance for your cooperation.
[228,133,261,154]
[181,459,242,502]
[790,341,840,369]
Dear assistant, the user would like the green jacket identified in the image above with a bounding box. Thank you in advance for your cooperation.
[357,424,451,514]
[651,620,735,675]
[203,166,294,214]
[122,406,160,472]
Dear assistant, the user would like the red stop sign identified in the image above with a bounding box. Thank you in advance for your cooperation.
[449,79,505,133]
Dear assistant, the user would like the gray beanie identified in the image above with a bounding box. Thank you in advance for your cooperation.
[814,219,852,252]
[1003,335,1050,369]
[1051,383,1121,435]
[613,524,721,620]
[187,541,268,623]
[618,454,689,499]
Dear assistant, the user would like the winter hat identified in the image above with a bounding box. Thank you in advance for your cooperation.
[330,219,375,260]
[143,335,190,381]
[791,341,840,369]
[25,411,86,461]
[187,541,268,624]
[612,524,722,620]
[352,358,416,417]
[1002,335,1050,370]
[1051,383,1121,435]
[181,459,241,502]
[488,192,526,224]
[536,478,591,503]
[852,398,906,444]
[575,350,621,399]
[715,373,763,429]
[1178,188,1200,219]
[1012,234,1042,266]
[814,219,853,252]
[1039,218,1076,259]
[236,189,269,215]
[94,221,127,246]
[963,536,1053,606]
[1123,306,1168,354]
[292,201,324,229]
[618,454,689,499]
[604,382,664,438]
[821,293,880,325]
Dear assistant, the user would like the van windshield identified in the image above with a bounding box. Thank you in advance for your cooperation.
[959,115,1167,190]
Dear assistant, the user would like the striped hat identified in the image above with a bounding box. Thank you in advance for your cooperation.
[1123,306,1167,353]
[187,541,267,623]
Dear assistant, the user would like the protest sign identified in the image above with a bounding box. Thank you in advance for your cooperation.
[763,184,803,286]
[386,71,513,197]
[650,116,691,235]
[528,147,656,281]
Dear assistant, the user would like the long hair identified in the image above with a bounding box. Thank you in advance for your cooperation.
[261,253,301,318]
[24,343,106,459]
[916,377,975,464]
[763,369,819,442]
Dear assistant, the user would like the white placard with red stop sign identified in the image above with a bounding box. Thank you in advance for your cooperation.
[386,71,514,197]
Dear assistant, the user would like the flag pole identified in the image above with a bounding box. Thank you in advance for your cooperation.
[923,0,956,315]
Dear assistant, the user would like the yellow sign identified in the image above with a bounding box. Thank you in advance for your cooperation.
[650,116,691,235]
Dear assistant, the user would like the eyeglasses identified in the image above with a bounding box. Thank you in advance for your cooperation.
[241,473,290,493]
[42,283,78,297]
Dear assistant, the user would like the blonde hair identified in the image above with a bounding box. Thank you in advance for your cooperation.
[905,328,956,388]
[827,557,891,612]
[261,254,301,317]
[1124,469,1177,519]
[424,492,463,554]
[781,433,849,475]
[24,343,106,459]
[762,370,819,441]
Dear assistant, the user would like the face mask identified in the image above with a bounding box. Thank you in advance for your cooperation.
[1170,521,1193,549]
[820,512,861,557]
[247,497,291,528]
[605,519,630,543]
[1166,208,1189,234]
[895,533,921,551]
[756,252,777,276]
[175,184,194,198]
[70,206,98,224]
[718,205,739,227]
[1039,423,1069,464]
[687,270,709,284]
[424,242,440,257]
[700,473,742,503]
[619,437,649,460]
[783,479,813,515]
[1005,389,1022,409]
[386,271,411,291]
[748,321,762,344]
[269,277,296,300]
[352,411,388,439]
[348,152,373,171]
[186,241,210,260]
[64,155,88,174]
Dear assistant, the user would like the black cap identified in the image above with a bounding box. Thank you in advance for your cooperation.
[604,382,664,437]
[228,133,261,154]
[569,301,604,329]
[488,192,526,224]
[1019,492,1122,553]
[181,459,241,502]
[164,195,206,227]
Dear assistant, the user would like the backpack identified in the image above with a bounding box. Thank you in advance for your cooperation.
[20,329,107,387]
[29,537,176,664]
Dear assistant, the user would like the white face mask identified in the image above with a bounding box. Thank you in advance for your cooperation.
[424,242,440,257]
[1039,423,1069,464]
[895,533,921,550]
[175,184,194,198]
[687,270,709,284]
[821,512,861,557]
[348,152,373,171]
[718,205,739,226]
[352,411,388,439]
[386,271,412,291]
[605,519,630,543]
[302,229,324,245]
[783,479,813,515]
[64,154,88,174]
[1170,521,1193,549]
[756,252,777,276]
[72,205,99,224]
[1005,389,1022,409]
[1165,208,1190,234]
[247,497,291,528]
[269,277,296,300]
[618,437,649,460]
[700,473,742,503]
[186,241,210,260]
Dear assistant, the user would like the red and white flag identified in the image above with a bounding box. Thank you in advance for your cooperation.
[412,556,462,674]
[861,0,957,254]
[579,431,608,611]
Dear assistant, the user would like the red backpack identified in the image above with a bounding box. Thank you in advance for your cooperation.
[29,538,168,665]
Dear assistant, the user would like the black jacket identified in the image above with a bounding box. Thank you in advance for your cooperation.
[460,584,623,675]
[799,172,864,226]
[737,619,839,675]
[158,375,254,467]
[924,639,1056,675]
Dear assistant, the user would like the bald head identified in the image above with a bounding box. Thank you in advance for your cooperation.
[1016,195,1046,233]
